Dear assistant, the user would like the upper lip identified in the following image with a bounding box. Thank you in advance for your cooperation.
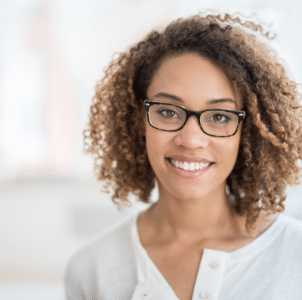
[167,155,214,163]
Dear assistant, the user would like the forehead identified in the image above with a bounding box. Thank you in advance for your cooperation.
[147,52,242,109]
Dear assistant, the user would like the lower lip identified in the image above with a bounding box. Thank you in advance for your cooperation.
[166,158,214,179]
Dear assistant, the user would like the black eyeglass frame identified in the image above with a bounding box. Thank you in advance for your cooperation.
[143,100,246,137]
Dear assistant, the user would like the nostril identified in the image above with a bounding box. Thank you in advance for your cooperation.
[174,128,210,148]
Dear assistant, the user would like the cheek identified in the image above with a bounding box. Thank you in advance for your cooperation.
[145,125,173,170]
[146,126,164,155]
[213,133,240,165]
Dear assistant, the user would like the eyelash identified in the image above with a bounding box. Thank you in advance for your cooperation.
[208,114,231,124]
[157,109,181,118]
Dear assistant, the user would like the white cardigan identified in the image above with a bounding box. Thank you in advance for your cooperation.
[64,211,302,300]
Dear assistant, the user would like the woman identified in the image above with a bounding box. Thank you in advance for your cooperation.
[65,13,302,300]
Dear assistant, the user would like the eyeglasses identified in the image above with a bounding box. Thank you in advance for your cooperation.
[143,100,246,137]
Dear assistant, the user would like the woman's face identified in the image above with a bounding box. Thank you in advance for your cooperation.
[145,52,243,202]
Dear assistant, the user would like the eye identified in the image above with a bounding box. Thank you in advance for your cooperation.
[210,113,231,124]
[157,108,181,119]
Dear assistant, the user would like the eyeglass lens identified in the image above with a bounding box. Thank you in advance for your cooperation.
[148,103,239,136]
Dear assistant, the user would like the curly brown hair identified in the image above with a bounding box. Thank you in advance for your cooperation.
[84,13,302,232]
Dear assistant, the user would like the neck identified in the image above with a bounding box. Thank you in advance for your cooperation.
[148,183,248,243]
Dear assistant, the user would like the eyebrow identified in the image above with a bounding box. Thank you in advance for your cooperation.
[154,92,238,109]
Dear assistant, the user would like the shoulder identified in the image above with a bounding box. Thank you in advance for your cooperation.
[67,211,136,267]
[269,213,302,255]
[64,211,139,299]
[278,213,302,234]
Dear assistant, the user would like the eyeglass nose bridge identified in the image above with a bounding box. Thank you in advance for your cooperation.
[179,110,203,131]
[143,100,245,137]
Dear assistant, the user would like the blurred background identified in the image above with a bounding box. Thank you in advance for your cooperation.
[1,0,302,299]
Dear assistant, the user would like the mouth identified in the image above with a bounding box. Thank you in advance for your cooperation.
[166,157,214,172]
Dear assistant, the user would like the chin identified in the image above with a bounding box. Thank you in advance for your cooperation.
[166,185,214,202]
[157,177,228,203]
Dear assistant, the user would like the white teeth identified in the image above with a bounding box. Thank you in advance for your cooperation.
[170,159,212,171]
[189,162,195,171]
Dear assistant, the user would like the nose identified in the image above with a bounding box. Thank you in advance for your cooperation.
[174,115,210,148]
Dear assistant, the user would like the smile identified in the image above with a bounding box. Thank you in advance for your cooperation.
[169,158,213,171]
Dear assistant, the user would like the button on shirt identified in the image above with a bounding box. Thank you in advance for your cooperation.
[130,213,302,300]
[131,217,229,300]
[64,212,302,300]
